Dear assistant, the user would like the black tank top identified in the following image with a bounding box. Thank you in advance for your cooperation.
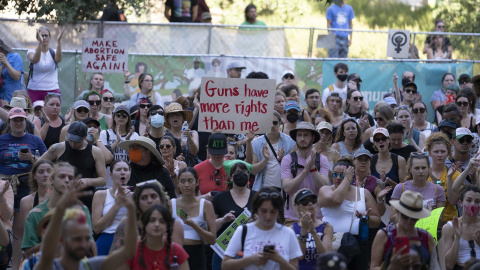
[58,142,96,211]
[41,116,65,150]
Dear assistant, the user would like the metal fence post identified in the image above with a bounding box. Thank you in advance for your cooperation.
[98,21,104,38]
[308,27,314,58]
[207,24,213,54]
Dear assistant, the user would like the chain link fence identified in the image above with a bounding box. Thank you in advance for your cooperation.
[1,18,479,60]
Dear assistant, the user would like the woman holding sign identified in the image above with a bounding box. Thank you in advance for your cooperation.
[211,162,256,270]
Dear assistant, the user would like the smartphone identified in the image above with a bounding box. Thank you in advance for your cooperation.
[395,237,409,254]
[177,208,188,220]
[20,148,29,153]
[211,191,219,196]
[263,245,275,253]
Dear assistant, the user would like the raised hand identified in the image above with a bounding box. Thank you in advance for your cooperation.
[57,27,65,42]
[452,216,464,238]
[377,186,392,202]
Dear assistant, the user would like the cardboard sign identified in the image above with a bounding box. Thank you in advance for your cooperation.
[387,29,411,59]
[415,207,444,243]
[211,209,251,258]
[199,77,276,133]
[81,38,129,73]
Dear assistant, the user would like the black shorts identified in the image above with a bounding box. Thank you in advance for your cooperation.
[14,185,30,212]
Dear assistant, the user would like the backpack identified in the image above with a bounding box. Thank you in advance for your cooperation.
[286,151,322,209]
[29,48,58,79]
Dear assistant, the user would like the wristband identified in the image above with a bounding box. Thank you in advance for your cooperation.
[125,80,130,84]
[297,234,308,243]
[310,168,317,173]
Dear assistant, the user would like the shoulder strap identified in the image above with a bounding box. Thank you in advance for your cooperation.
[290,151,298,177]
[241,224,248,252]
[264,134,279,164]
[435,182,438,197]
[49,48,58,69]
[81,258,90,270]
[315,153,321,171]
[371,155,378,172]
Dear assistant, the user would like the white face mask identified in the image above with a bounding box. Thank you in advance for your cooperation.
[150,114,165,128]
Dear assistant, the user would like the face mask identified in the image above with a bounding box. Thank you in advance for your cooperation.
[442,131,453,140]
[150,114,165,128]
[129,149,142,163]
[463,204,480,217]
[402,77,411,87]
[337,74,348,82]
[233,173,249,187]
[286,113,299,123]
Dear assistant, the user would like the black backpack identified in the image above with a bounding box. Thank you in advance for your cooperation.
[29,48,58,79]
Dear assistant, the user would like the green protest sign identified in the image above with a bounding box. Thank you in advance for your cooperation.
[211,209,251,258]
[415,207,444,243]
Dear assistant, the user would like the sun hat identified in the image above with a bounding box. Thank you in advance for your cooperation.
[8,107,27,119]
[453,127,473,139]
[390,190,431,220]
[118,136,165,165]
[289,122,320,144]
[293,189,316,205]
[164,102,193,129]
[66,121,87,143]
[208,133,228,155]
[4,97,30,111]
[284,101,300,112]
[316,121,333,133]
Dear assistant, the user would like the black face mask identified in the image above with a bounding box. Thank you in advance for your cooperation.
[402,77,411,87]
[356,83,361,91]
[233,173,249,187]
[337,74,348,82]
[286,113,299,123]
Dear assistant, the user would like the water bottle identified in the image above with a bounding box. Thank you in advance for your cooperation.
[359,215,369,242]
[34,150,41,159]
[181,121,188,143]
[170,255,179,270]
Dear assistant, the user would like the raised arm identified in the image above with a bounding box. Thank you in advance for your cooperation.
[317,166,354,208]
[54,28,64,63]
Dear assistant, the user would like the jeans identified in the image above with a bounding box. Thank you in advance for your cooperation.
[212,252,222,270]
[328,35,349,58]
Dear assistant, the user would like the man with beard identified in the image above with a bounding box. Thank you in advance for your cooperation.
[321,63,348,107]
[241,4,265,26]
[22,162,93,257]
[226,62,246,79]
[281,122,329,226]
[305,89,321,117]
[34,172,136,270]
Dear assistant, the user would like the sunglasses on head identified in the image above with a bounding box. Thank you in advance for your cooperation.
[405,89,417,94]
[115,112,128,118]
[136,179,158,187]
[88,100,101,106]
[458,137,473,144]
[353,96,364,102]
[159,144,172,150]
[456,101,469,107]
[412,108,426,114]
[149,110,164,117]
[103,97,114,102]
[258,192,281,199]
[139,104,153,109]
[373,136,388,142]
[76,108,89,113]
[297,197,317,206]
[374,117,384,122]
[459,79,470,84]
[332,172,344,179]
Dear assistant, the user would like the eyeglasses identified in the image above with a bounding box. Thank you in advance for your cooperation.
[456,101,469,107]
[469,240,476,258]
[149,110,164,117]
[76,108,89,113]
[272,121,279,126]
[136,179,157,187]
[103,97,114,102]
[353,96,364,102]
[159,144,172,150]
[214,169,222,186]
[412,108,426,114]
[258,192,281,199]
[458,137,473,144]
[332,172,344,179]
[88,100,101,106]
[373,137,388,142]
[139,104,153,109]
[459,79,470,84]
[405,89,417,94]
[297,197,317,206]
[374,117,384,122]
[400,213,418,222]
[437,25,445,29]
[411,152,428,157]
[115,112,128,118]
[40,34,50,38]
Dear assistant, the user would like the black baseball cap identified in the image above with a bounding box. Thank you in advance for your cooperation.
[83,117,100,127]
[347,73,362,82]
[458,74,471,82]
[208,133,228,155]
[294,189,316,205]
[66,121,87,143]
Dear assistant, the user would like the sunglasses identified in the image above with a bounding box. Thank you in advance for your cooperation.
[103,97,114,102]
[374,117,384,122]
[412,108,426,114]
[136,179,157,187]
[353,96,364,102]
[332,172,344,179]
[456,101,469,107]
[258,192,281,199]
[139,104,153,109]
[159,144,172,150]
[373,137,388,142]
[405,89,417,94]
[297,197,317,206]
[458,137,473,144]
[76,108,89,113]
[272,121,279,126]
[459,79,470,84]
[115,112,128,118]
[149,110,164,117]
[88,100,101,106]
[284,75,294,79]
[469,240,476,258]
[400,213,418,222]
[214,169,222,186]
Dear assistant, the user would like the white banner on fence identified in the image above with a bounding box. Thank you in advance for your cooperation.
[198,77,276,134]
[387,29,410,59]
[81,38,129,73]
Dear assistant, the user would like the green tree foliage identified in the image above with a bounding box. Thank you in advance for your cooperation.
[433,0,480,60]
[0,0,145,25]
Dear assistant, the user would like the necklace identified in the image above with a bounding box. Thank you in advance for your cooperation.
[352,174,368,188]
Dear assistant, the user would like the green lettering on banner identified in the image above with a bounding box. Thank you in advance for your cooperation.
[211,209,251,259]
[415,207,444,244]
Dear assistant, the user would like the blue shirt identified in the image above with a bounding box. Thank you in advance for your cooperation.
[0,133,47,175]
[0,52,24,103]
[326,3,355,39]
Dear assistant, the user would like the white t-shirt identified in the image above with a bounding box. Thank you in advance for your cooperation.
[263,142,282,188]
[27,49,59,90]
[224,223,303,270]
[187,68,205,92]
[129,92,164,108]
[322,84,347,107]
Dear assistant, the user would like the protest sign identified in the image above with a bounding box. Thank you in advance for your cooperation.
[387,29,410,59]
[81,38,129,73]
[211,209,251,258]
[199,77,276,133]
[415,207,444,243]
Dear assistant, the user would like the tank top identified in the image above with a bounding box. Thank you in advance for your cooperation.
[446,221,480,264]
[58,142,96,209]
[98,115,108,131]
[171,198,206,241]
[41,116,65,150]
[322,187,366,235]
[371,153,399,204]
[337,141,365,158]
[382,223,430,263]
[102,189,127,234]
[293,222,327,270]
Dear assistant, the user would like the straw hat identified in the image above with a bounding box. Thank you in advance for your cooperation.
[390,190,431,220]
[164,102,193,129]
[118,136,164,165]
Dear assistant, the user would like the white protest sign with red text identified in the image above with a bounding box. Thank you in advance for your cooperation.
[199,77,276,134]
[81,38,129,73]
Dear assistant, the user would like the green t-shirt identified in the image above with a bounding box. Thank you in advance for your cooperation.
[21,198,93,250]
[241,20,266,26]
